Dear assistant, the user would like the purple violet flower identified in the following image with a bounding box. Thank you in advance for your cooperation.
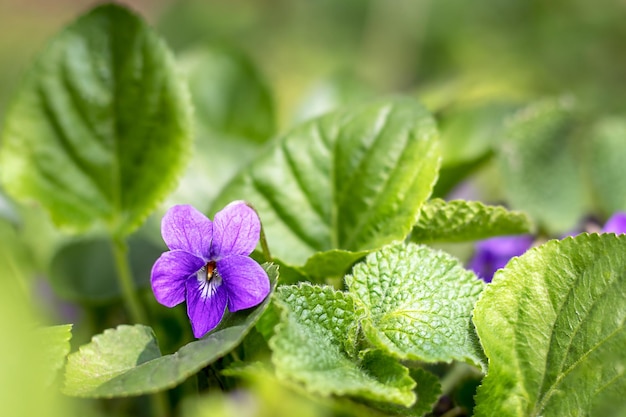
[601,212,626,234]
[468,235,534,283]
[151,201,270,338]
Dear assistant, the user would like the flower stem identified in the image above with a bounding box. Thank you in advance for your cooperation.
[111,236,148,324]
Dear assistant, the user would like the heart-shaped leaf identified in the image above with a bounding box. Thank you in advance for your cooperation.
[0,4,192,236]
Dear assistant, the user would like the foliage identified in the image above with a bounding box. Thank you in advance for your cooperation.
[0,2,624,417]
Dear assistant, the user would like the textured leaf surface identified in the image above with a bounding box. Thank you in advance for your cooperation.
[496,97,586,233]
[211,99,440,270]
[473,234,626,416]
[346,243,485,367]
[0,4,192,235]
[63,264,277,397]
[270,284,416,406]
[411,199,533,243]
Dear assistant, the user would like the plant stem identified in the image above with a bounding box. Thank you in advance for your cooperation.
[111,236,148,324]
[244,202,272,262]
[440,362,482,395]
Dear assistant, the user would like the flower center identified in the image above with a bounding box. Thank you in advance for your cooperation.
[205,261,217,282]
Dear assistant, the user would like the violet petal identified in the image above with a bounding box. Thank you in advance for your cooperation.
[151,250,205,307]
[161,205,213,259]
[186,276,228,338]
[602,212,626,234]
[218,255,270,312]
[212,201,260,258]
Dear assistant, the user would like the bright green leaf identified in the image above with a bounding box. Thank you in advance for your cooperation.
[36,324,73,386]
[0,4,192,236]
[584,117,626,216]
[496,97,586,233]
[211,99,440,273]
[411,199,533,243]
[270,284,416,407]
[473,234,626,417]
[63,264,277,397]
[346,243,485,367]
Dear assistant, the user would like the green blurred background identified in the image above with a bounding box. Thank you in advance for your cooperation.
[2,0,625,126]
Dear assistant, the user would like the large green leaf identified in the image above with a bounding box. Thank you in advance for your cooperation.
[346,243,485,368]
[411,199,533,243]
[211,98,440,273]
[473,234,626,416]
[495,97,586,233]
[63,264,277,397]
[0,4,192,236]
[270,284,416,407]
[584,117,626,216]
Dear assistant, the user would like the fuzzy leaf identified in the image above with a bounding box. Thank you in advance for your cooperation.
[63,264,277,397]
[270,284,416,407]
[473,234,626,416]
[411,199,533,243]
[211,99,440,274]
[0,4,192,236]
[346,243,485,367]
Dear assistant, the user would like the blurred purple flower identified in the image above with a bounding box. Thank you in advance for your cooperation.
[601,212,626,234]
[468,235,534,283]
[151,201,270,338]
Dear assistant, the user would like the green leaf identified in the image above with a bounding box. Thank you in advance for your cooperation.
[496,97,586,233]
[411,199,533,243]
[0,4,192,236]
[48,234,164,303]
[346,243,485,367]
[584,117,626,216]
[63,264,277,397]
[211,98,440,272]
[473,234,626,416]
[35,324,73,386]
[270,284,416,407]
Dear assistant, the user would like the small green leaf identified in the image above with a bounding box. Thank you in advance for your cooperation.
[584,117,626,216]
[35,324,73,386]
[211,98,440,272]
[496,97,586,233]
[0,4,192,236]
[473,234,626,416]
[411,199,533,243]
[48,234,163,303]
[346,243,485,367]
[63,264,277,397]
[270,284,416,407]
